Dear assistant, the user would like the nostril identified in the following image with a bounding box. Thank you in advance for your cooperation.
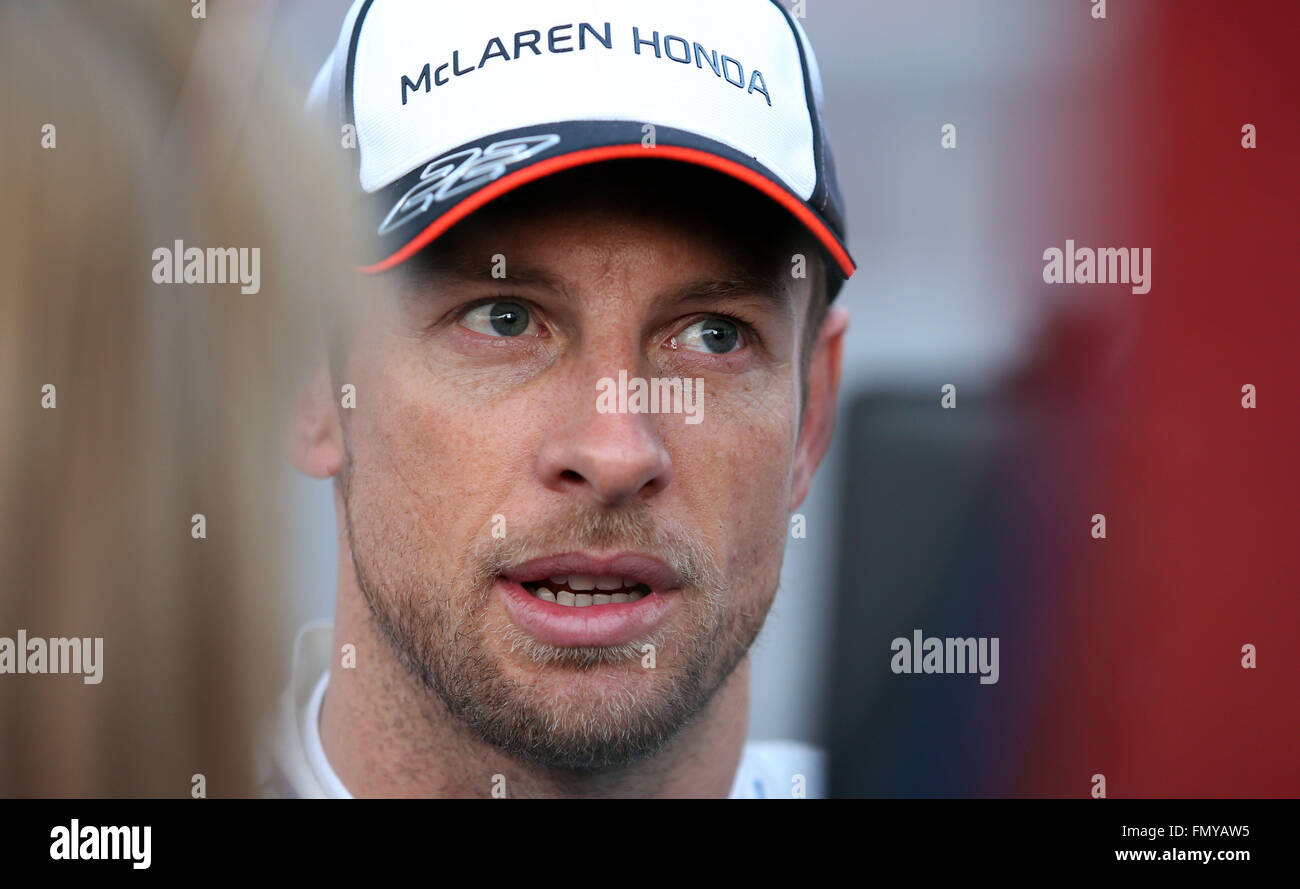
[559,469,584,484]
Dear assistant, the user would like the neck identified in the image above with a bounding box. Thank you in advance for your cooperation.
[318,493,750,798]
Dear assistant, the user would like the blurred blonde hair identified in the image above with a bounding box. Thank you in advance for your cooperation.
[0,0,363,796]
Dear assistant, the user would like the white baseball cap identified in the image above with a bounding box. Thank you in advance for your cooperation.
[308,0,855,297]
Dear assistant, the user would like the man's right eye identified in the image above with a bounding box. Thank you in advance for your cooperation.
[458,301,537,337]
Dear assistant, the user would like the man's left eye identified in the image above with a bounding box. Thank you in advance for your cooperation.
[678,317,741,354]
[459,301,538,337]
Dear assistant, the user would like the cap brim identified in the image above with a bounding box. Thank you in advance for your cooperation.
[355,120,855,281]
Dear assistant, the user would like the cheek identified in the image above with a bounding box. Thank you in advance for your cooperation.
[670,388,798,585]
[345,341,538,548]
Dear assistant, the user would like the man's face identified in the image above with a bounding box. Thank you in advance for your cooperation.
[337,166,817,770]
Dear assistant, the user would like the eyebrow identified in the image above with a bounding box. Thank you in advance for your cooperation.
[405,254,793,314]
[405,254,571,295]
[666,273,792,312]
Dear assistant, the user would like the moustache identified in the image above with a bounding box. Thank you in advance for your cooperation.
[467,505,718,594]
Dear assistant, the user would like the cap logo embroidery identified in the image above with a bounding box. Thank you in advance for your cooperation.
[378,134,561,235]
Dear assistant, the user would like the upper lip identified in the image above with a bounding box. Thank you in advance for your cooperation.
[500,552,682,592]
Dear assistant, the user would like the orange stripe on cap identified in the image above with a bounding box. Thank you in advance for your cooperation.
[356,143,856,278]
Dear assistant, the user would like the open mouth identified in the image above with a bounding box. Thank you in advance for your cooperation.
[497,553,682,647]
[521,575,653,607]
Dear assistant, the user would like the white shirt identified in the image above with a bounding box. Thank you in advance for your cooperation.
[261,621,826,799]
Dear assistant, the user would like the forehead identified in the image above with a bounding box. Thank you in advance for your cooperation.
[402,160,812,286]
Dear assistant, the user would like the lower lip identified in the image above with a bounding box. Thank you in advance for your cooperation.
[496,578,681,648]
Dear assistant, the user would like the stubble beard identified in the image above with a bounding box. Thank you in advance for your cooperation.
[340,468,773,773]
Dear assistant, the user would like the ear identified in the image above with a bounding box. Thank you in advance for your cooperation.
[791,305,849,511]
[285,361,344,479]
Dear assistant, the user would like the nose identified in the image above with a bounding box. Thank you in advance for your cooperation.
[534,376,674,508]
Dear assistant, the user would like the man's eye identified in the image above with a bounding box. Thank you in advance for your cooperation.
[459,301,537,337]
[678,317,741,354]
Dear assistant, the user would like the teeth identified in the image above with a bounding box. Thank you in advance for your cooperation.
[530,583,649,605]
[549,575,568,586]
[595,575,623,590]
[568,574,596,591]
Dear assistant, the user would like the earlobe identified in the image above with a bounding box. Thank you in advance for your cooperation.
[285,363,344,479]
[790,305,849,511]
